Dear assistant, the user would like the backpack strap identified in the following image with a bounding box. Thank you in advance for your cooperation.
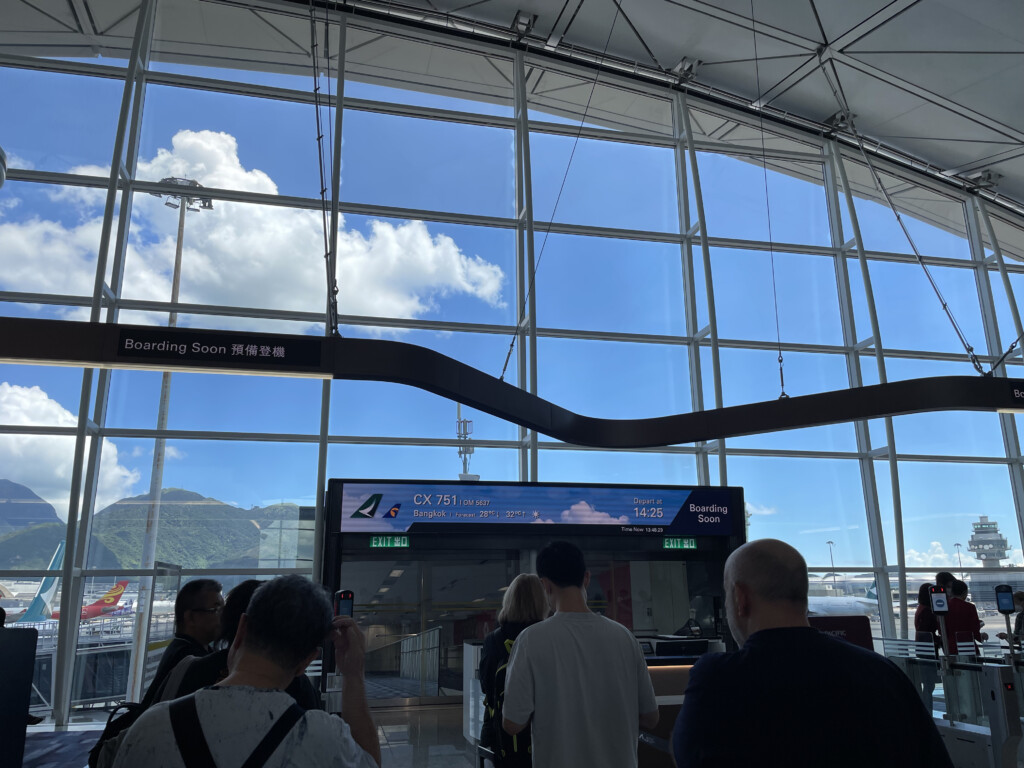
[168,695,217,768]
[239,703,305,768]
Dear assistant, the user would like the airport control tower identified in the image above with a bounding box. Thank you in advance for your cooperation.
[967,516,1013,603]
[969,516,1010,567]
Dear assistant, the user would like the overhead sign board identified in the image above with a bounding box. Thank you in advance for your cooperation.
[335,481,743,538]
[116,326,322,370]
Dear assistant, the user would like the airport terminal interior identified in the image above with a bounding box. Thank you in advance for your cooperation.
[2,0,1024,765]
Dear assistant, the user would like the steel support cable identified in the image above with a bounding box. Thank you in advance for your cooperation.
[499,2,622,382]
[310,3,341,336]
[818,56,987,375]
[749,0,788,399]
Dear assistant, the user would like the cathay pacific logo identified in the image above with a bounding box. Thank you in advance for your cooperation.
[351,494,383,518]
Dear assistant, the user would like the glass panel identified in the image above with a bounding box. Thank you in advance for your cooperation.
[345,28,514,117]
[538,450,697,485]
[106,369,322,433]
[862,358,1006,457]
[341,110,514,217]
[534,234,685,335]
[0,575,60,716]
[892,461,1022,570]
[0,365,83,424]
[0,67,122,174]
[88,439,319,568]
[538,338,689,421]
[0,180,106,300]
[706,347,855,452]
[526,65,673,136]
[711,248,842,344]
[697,154,830,246]
[122,195,325,317]
[0,427,76,543]
[327,444,519,482]
[530,133,678,232]
[842,162,970,259]
[331,328,518,442]
[984,212,1024,264]
[726,455,871,565]
[152,3,339,92]
[138,85,322,198]
[869,261,985,354]
[336,215,514,326]
[331,379,518,441]
[988,270,1024,354]
[687,107,820,155]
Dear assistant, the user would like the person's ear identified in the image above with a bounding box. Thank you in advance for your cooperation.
[733,582,753,618]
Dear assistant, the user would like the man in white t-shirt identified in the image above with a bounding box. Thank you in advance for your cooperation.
[502,541,659,768]
[113,575,380,768]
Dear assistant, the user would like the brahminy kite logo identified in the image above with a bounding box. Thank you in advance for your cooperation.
[102,583,126,604]
[351,493,384,518]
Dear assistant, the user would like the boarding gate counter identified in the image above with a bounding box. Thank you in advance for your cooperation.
[321,479,744,766]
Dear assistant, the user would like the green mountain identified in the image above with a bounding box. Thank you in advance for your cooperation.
[0,483,307,571]
[0,522,119,570]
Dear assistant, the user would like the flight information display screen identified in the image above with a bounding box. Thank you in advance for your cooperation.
[334,480,743,538]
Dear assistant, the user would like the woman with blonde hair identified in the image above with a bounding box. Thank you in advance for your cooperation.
[479,573,547,766]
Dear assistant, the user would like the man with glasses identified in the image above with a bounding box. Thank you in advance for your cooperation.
[141,578,223,707]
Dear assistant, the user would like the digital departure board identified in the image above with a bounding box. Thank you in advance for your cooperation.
[332,480,743,538]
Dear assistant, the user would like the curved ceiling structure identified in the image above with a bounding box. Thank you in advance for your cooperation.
[3,0,1023,213]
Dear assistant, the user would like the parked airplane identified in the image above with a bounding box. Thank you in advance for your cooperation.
[15,541,64,623]
[807,582,879,617]
[51,581,129,620]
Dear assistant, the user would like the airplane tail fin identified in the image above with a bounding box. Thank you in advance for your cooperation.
[865,580,878,601]
[17,541,65,623]
[90,581,128,609]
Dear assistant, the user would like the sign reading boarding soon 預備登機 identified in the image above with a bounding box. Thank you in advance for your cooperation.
[337,481,742,537]
[116,327,322,370]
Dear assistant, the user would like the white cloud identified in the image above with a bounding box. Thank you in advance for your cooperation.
[904,541,958,569]
[559,500,628,525]
[164,446,186,461]
[0,129,506,331]
[5,152,34,170]
[745,502,777,517]
[0,383,139,519]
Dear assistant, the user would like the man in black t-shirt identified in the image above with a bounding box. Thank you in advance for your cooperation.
[671,539,952,768]
[140,578,222,707]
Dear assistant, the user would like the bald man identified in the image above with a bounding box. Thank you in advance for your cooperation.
[670,539,952,768]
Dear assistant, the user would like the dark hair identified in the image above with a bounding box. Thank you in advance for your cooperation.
[243,575,332,670]
[0,605,6,627]
[951,579,968,598]
[918,583,933,605]
[174,578,222,632]
[935,571,955,588]
[536,541,586,588]
[219,580,263,647]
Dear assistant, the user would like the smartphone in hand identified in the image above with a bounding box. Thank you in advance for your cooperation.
[334,590,354,617]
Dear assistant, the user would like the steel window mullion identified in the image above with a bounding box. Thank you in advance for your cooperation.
[680,92,726,485]
[824,141,891,636]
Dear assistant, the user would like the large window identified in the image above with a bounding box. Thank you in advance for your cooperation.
[4,0,1024,724]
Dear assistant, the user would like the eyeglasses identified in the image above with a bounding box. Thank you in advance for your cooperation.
[191,605,223,614]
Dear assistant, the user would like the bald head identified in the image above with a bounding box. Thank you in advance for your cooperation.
[724,539,810,645]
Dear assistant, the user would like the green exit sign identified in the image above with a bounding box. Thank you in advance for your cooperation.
[370,535,410,549]
[663,537,696,550]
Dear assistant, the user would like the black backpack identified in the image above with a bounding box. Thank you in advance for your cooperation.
[487,637,532,767]
[87,702,145,768]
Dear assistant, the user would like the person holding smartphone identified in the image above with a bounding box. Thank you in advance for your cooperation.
[996,591,1024,647]
[112,576,381,768]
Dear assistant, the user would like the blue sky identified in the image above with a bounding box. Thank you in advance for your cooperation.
[2,62,1023,574]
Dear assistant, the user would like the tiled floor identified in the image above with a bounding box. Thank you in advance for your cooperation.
[22,705,478,768]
